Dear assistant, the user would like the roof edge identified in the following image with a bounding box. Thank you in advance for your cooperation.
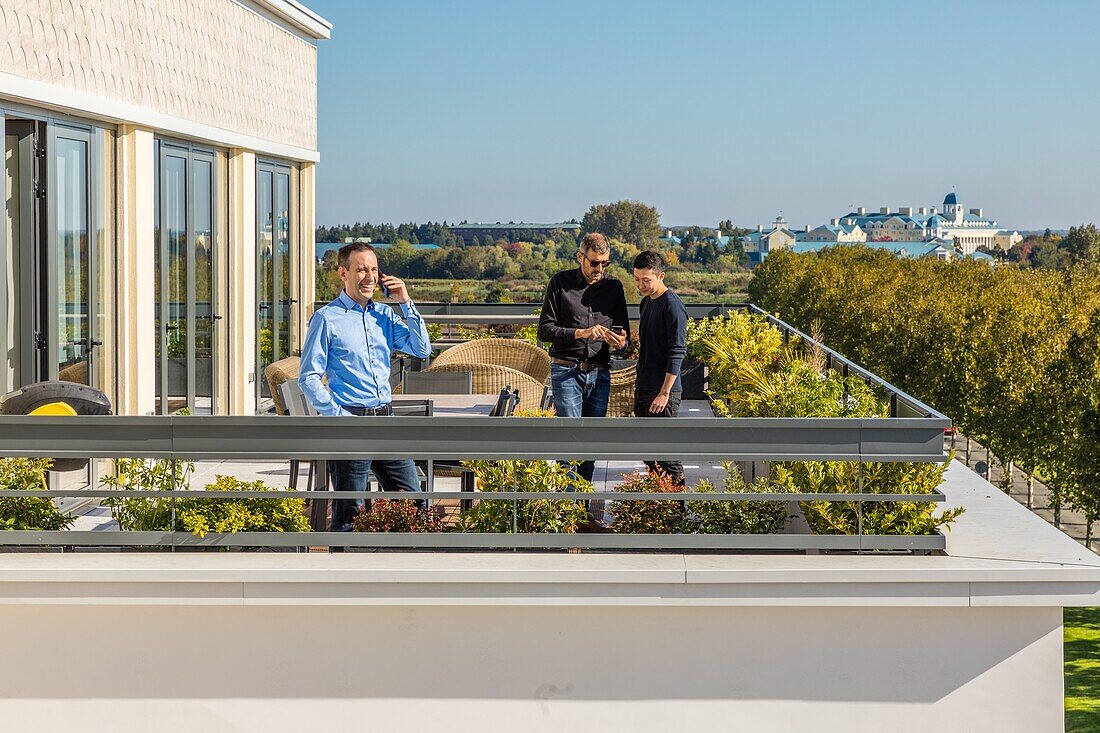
[253,0,333,40]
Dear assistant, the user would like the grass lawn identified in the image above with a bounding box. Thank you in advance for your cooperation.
[1066,607,1100,732]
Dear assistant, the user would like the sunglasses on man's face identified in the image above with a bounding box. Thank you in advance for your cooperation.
[581,255,611,269]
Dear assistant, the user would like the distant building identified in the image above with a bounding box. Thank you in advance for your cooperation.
[803,220,867,244]
[450,222,582,244]
[788,239,994,264]
[740,216,797,255]
[836,193,1020,255]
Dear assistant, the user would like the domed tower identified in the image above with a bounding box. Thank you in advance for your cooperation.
[943,192,963,224]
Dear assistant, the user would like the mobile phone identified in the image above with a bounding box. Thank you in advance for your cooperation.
[379,272,391,298]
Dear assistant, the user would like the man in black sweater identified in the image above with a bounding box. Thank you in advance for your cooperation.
[537,233,630,498]
[632,250,688,486]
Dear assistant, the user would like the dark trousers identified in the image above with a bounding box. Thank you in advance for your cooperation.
[633,390,685,487]
[550,364,611,483]
[327,458,423,530]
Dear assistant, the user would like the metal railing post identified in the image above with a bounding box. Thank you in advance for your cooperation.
[170,458,178,552]
[857,461,864,553]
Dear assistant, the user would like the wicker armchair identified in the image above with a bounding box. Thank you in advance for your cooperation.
[430,338,551,385]
[263,356,300,416]
[426,362,544,412]
[607,364,636,417]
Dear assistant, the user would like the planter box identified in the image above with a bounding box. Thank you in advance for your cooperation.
[680,358,707,399]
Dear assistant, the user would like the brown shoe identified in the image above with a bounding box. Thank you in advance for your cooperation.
[577,516,611,533]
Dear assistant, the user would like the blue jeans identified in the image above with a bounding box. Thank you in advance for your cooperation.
[550,363,610,483]
[327,458,423,530]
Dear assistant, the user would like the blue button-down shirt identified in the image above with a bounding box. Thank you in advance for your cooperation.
[298,291,431,416]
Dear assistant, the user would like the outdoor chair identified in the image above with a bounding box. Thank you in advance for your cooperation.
[426,362,543,411]
[263,356,301,417]
[389,355,408,392]
[606,364,637,417]
[400,369,473,395]
[391,399,434,416]
[277,380,321,496]
[488,386,520,417]
[428,337,551,385]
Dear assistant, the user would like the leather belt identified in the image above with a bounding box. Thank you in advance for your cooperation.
[341,404,392,416]
[551,358,607,373]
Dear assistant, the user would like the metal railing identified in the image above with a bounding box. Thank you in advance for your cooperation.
[386,301,946,419]
[0,413,950,552]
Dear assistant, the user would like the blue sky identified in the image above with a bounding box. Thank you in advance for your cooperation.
[306,0,1100,230]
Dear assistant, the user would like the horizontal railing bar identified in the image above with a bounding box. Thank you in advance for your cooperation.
[340,302,733,320]
[0,489,947,502]
[422,314,539,324]
[0,531,945,551]
[0,415,950,463]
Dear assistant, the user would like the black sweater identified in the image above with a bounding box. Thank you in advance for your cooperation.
[637,289,687,394]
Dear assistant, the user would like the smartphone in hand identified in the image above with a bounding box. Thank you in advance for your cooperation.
[378,272,391,298]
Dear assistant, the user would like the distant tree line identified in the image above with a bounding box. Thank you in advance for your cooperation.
[984,224,1100,270]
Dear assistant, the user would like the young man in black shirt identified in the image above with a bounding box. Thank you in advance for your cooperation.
[537,233,630,492]
[632,250,688,486]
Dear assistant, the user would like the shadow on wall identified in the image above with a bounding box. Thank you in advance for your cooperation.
[0,605,1060,714]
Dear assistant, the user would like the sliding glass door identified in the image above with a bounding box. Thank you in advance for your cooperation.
[2,119,97,389]
[155,140,219,415]
[256,159,294,403]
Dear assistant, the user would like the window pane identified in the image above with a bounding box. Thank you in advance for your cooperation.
[55,136,88,385]
[193,158,213,414]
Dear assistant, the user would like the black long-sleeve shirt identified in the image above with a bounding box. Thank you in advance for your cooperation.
[637,289,687,394]
[537,268,630,366]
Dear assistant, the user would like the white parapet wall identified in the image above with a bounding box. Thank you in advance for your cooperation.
[0,463,1096,732]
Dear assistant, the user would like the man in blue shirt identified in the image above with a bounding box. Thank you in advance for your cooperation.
[299,242,432,530]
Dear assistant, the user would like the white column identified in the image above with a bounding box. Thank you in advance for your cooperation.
[114,125,155,416]
[227,149,256,415]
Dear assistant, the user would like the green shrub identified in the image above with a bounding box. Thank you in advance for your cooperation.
[772,458,963,536]
[101,457,193,531]
[687,310,790,402]
[353,499,443,532]
[0,457,73,531]
[176,475,311,537]
[456,460,589,533]
[610,471,690,534]
[732,359,886,418]
[692,464,791,534]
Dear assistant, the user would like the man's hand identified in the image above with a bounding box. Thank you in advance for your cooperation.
[603,328,627,350]
[380,274,409,303]
[649,391,670,414]
[577,325,611,340]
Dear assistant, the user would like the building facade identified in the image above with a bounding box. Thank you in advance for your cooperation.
[0,0,329,418]
[836,193,1021,254]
